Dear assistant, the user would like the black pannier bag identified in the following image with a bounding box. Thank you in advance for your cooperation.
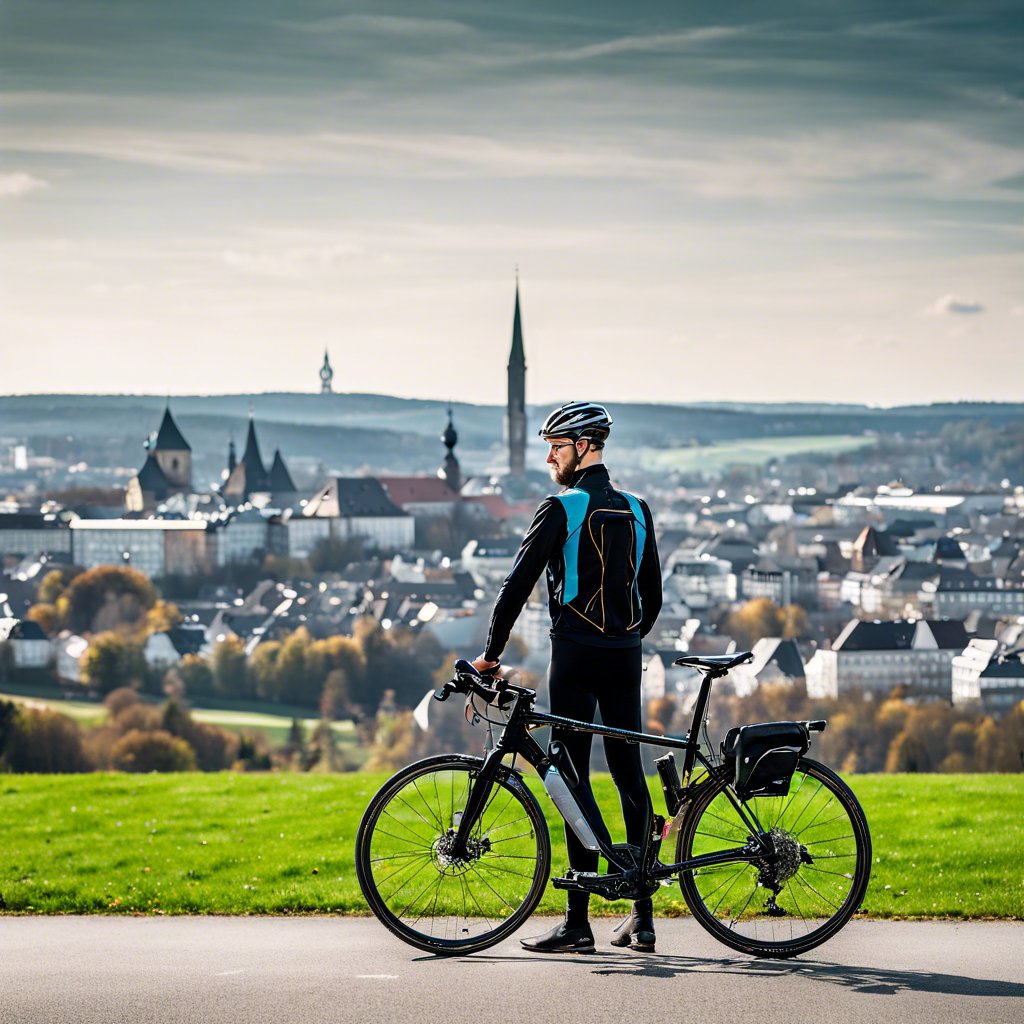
[721,722,809,798]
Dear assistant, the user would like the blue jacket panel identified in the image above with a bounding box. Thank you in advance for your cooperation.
[484,464,662,660]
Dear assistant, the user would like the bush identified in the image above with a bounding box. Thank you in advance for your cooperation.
[0,705,92,773]
[110,729,197,772]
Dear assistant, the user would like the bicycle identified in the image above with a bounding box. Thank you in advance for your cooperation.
[355,651,871,958]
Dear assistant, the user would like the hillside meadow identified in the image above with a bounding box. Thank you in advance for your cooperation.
[0,772,1020,919]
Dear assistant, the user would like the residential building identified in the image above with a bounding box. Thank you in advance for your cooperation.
[805,618,971,699]
[0,512,72,561]
[0,618,52,668]
[952,639,1024,711]
[303,477,415,549]
[663,553,734,609]
[729,637,806,697]
[70,519,214,577]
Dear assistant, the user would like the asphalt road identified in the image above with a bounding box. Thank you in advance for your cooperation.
[1,917,1021,1024]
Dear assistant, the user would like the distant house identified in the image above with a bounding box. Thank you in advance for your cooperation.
[952,639,1024,712]
[663,552,734,609]
[460,538,520,583]
[0,512,73,562]
[740,556,817,607]
[806,618,970,700]
[930,567,1024,618]
[214,507,270,566]
[729,638,806,697]
[144,626,207,669]
[54,632,89,684]
[70,518,214,577]
[0,618,53,669]
[303,477,415,549]
[378,477,460,517]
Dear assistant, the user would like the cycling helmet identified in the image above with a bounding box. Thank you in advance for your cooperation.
[538,401,613,442]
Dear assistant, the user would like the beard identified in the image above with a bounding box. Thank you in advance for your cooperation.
[549,460,576,487]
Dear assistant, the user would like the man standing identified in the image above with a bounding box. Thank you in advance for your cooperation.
[472,401,663,953]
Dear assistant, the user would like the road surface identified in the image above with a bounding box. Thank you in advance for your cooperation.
[1,917,1021,1024]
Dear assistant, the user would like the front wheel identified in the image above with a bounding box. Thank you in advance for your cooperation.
[677,758,871,958]
[355,755,551,955]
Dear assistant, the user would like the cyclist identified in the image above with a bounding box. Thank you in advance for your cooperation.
[472,401,662,953]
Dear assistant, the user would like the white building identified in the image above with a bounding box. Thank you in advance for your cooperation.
[0,512,73,561]
[215,508,270,566]
[54,632,89,684]
[952,639,1024,711]
[71,519,214,577]
[460,538,520,584]
[663,554,734,609]
[302,477,415,550]
[806,618,970,700]
[0,618,52,668]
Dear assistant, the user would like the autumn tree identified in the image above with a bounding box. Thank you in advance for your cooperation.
[80,632,147,694]
[211,636,250,699]
[178,654,215,698]
[0,705,92,772]
[60,565,158,634]
[722,598,807,649]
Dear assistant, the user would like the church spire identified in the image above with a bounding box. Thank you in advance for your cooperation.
[439,405,461,493]
[320,349,334,394]
[505,274,527,477]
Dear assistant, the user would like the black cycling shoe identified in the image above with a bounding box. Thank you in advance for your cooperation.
[520,920,596,954]
[610,906,656,952]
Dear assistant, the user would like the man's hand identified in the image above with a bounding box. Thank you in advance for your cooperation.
[471,656,501,675]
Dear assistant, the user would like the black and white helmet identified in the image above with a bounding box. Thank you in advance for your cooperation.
[538,401,613,442]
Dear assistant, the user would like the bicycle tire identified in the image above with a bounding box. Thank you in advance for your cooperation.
[355,754,551,955]
[677,757,871,958]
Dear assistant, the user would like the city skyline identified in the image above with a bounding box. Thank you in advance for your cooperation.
[1,1,1022,405]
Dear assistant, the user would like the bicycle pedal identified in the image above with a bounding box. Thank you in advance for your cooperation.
[551,870,600,892]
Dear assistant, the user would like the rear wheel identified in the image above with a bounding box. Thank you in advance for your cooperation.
[677,758,871,958]
[356,755,551,955]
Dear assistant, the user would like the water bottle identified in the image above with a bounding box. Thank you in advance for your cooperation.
[540,763,601,851]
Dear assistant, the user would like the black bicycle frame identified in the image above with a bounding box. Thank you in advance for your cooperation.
[451,672,773,882]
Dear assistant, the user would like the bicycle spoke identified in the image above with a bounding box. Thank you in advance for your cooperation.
[379,809,435,846]
[358,759,548,953]
[677,760,871,957]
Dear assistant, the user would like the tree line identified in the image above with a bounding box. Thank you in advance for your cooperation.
[648,682,1024,774]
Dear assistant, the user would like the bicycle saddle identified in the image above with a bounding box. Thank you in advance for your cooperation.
[673,652,753,672]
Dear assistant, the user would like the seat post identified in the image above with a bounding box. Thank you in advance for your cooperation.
[682,669,718,779]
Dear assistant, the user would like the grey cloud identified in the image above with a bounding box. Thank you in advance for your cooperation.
[0,171,48,198]
[932,294,985,314]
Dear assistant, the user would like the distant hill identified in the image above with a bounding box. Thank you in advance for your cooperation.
[1,393,1022,476]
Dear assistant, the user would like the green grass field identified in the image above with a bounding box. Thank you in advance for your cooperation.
[1,772,1020,919]
[636,434,874,474]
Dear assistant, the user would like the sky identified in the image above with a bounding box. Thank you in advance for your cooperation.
[1,1,1022,406]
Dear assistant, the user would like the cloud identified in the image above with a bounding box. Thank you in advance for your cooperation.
[221,241,366,276]
[539,27,745,63]
[931,294,985,315]
[0,171,48,198]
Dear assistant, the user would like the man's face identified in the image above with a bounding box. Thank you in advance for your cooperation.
[544,436,580,486]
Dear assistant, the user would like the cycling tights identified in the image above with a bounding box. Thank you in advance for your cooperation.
[548,637,653,922]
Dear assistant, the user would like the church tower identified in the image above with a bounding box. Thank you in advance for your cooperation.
[505,277,527,476]
[439,406,461,494]
[320,349,334,394]
[151,405,192,490]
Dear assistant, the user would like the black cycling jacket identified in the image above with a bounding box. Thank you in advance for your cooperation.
[483,464,662,661]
